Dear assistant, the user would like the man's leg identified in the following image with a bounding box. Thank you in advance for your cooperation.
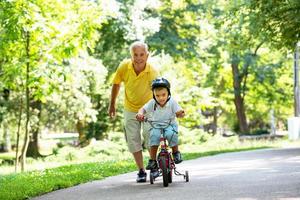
[133,150,144,169]
[124,110,147,182]
[133,150,147,182]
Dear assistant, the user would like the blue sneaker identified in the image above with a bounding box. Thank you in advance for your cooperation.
[146,159,158,170]
[173,151,183,164]
[150,169,159,178]
[136,169,147,183]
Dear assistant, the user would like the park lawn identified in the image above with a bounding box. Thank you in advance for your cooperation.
[0,160,137,200]
[0,145,274,200]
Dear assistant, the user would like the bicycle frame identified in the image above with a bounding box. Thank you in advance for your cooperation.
[145,118,186,187]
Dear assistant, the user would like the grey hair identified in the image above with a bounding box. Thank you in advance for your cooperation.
[129,41,149,55]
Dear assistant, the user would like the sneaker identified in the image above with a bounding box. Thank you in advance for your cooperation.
[136,169,147,183]
[146,159,158,170]
[150,168,159,178]
[173,151,183,164]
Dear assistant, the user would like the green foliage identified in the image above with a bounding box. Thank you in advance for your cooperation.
[94,0,162,75]
[149,53,206,128]
[0,0,115,143]
[193,0,294,132]
[246,50,293,128]
[43,54,109,133]
[0,0,296,150]
[94,18,129,75]
[146,0,202,61]
[248,0,300,50]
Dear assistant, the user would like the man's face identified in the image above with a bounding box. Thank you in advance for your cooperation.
[131,46,148,67]
[154,88,169,106]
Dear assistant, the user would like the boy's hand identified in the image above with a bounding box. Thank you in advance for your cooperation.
[136,113,145,121]
[176,110,185,118]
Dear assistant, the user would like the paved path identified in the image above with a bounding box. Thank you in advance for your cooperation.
[32,148,300,200]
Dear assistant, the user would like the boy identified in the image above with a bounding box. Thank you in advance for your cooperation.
[136,77,185,173]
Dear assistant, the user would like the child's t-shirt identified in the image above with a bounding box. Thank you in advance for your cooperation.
[143,97,182,125]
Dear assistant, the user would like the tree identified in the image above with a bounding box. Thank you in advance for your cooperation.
[248,0,300,50]
[0,89,11,152]
[198,0,293,133]
[0,0,108,170]
[146,0,202,61]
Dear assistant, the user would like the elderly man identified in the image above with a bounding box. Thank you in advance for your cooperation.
[108,41,158,182]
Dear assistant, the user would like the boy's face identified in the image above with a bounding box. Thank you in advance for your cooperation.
[131,46,148,68]
[154,88,169,106]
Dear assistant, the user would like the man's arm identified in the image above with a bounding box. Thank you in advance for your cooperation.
[108,84,121,118]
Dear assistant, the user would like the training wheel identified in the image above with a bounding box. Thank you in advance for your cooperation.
[185,171,189,182]
[150,173,154,184]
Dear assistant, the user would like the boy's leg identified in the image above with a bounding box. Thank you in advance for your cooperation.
[165,125,179,148]
[165,125,182,164]
[150,146,159,160]
[146,128,160,170]
[171,145,179,154]
[146,146,159,171]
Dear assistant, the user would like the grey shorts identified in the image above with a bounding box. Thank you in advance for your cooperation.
[123,110,150,153]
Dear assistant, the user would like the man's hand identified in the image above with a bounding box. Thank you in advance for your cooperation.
[136,113,145,121]
[108,104,116,118]
[108,84,120,119]
[176,110,185,118]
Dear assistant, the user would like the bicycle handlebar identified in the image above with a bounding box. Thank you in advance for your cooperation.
[144,117,173,129]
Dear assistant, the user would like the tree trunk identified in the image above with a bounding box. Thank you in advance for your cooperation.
[15,97,23,172]
[3,121,11,152]
[76,120,90,147]
[2,89,11,152]
[231,62,249,133]
[26,100,42,158]
[212,106,218,135]
[20,30,31,172]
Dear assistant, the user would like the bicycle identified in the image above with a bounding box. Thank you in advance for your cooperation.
[144,118,189,187]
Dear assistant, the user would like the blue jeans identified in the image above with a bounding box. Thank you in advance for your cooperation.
[149,124,178,147]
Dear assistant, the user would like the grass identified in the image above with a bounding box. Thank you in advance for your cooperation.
[0,160,137,200]
[0,131,299,200]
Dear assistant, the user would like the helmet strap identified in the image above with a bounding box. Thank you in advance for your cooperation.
[152,90,171,107]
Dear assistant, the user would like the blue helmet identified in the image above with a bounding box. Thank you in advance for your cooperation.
[151,77,171,102]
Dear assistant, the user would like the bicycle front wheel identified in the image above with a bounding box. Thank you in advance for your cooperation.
[161,156,169,187]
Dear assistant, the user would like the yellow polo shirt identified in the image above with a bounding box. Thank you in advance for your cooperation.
[113,59,158,112]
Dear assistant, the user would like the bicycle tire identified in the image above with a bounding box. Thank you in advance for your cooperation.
[168,169,172,183]
[161,156,169,187]
[150,173,154,184]
[185,171,189,182]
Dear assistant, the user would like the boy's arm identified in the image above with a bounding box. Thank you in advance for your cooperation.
[171,98,185,118]
[176,110,185,118]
